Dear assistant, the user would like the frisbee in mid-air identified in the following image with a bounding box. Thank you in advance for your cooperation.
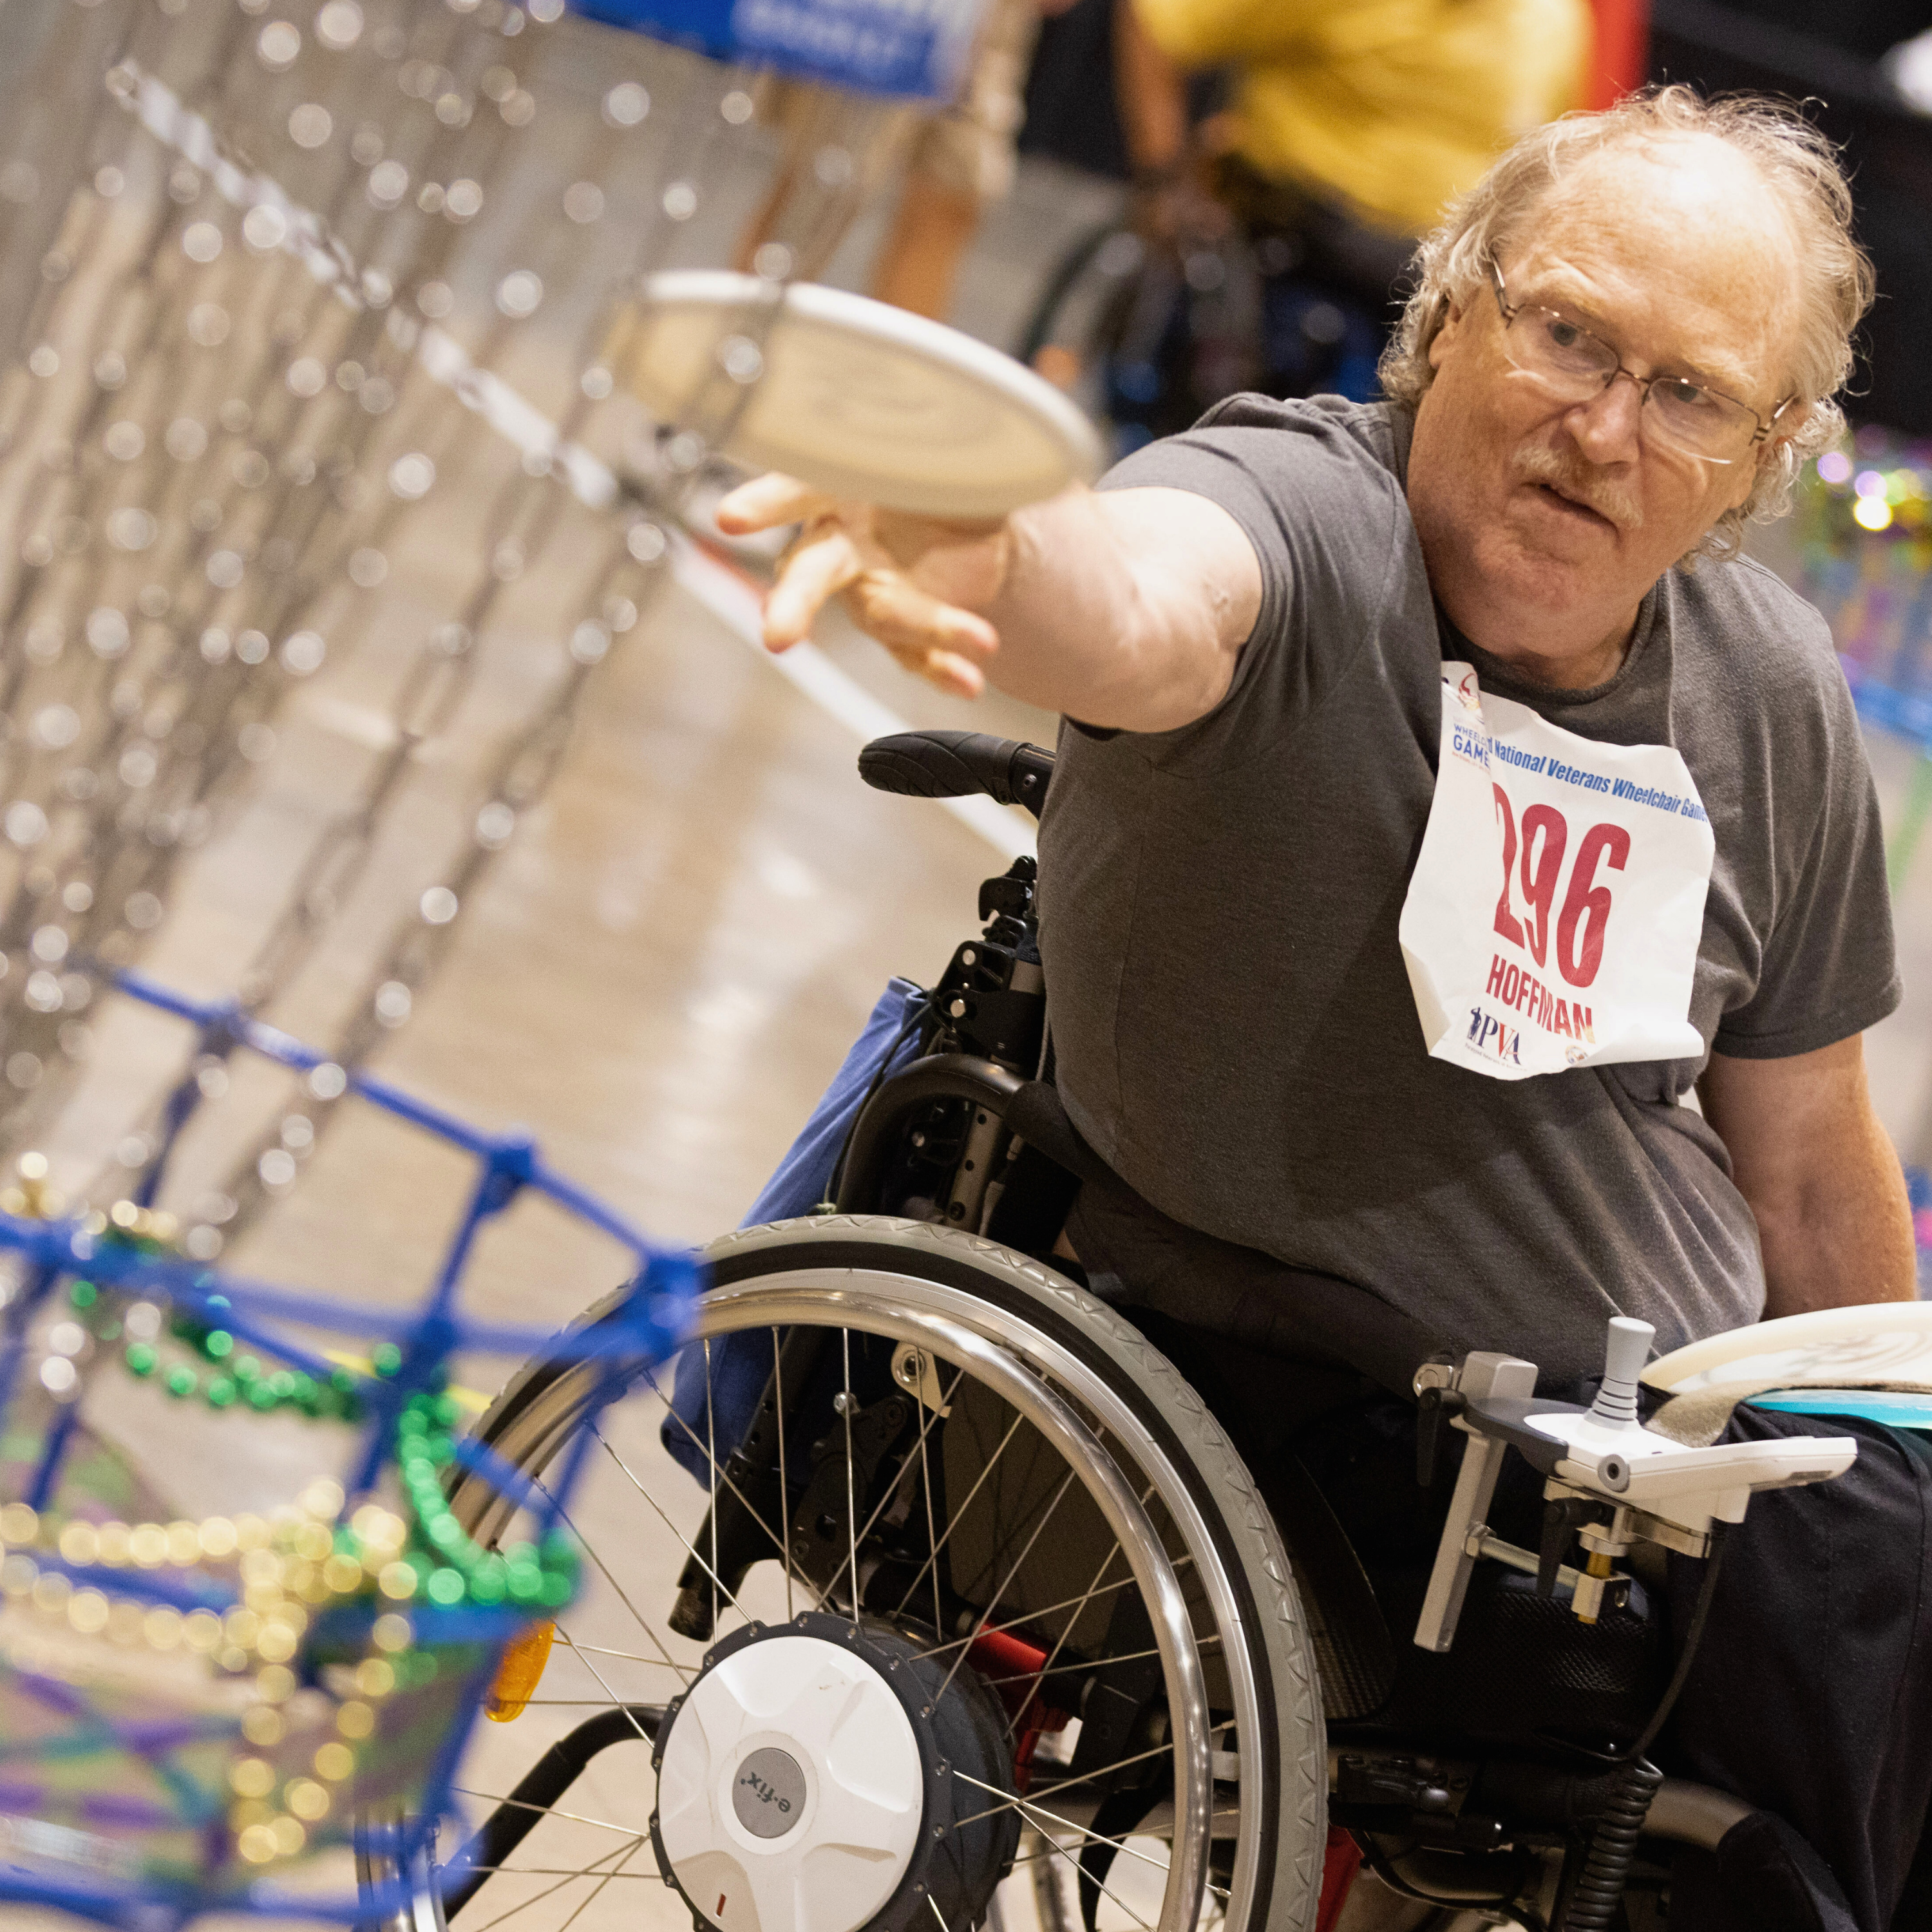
[616,271,1104,518]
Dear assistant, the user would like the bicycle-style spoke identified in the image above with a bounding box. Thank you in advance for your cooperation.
[636,1358,791,1580]
[512,1696,679,1706]
[935,1468,1075,1705]
[450,1788,639,1838]
[917,1365,947,1639]
[774,1325,795,1620]
[552,1842,645,1932]
[920,1555,1198,1664]
[977,1633,1220,1698]
[589,1423,753,1630]
[841,1327,860,1615]
[543,1639,687,1669]
[954,1771,1230,1900]
[815,1359,967,1618]
[549,1625,663,1749]
[953,1770,1172,1877]
[458,1865,660,1880]
[705,1337,721,1639]
[953,1740,1200,1830]
[469,1832,647,1932]
[1012,1808,1157,1932]
[991,1493,1145,1741]
[533,1479,695,1686]
[1003,1836,1218,1932]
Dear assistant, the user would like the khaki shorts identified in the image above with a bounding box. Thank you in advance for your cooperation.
[753,0,1041,206]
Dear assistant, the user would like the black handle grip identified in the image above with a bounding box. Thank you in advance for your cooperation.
[858,730,1055,819]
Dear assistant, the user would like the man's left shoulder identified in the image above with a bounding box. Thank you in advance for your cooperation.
[1668,553,1847,709]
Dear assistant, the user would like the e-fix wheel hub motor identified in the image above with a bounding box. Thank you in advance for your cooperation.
[652,1610,1021,1932]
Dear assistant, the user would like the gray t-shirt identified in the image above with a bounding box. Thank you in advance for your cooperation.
[1037,394,1900,1387]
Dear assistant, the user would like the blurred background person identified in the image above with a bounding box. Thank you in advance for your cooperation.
[1131,0,1589,395]
[1022,0,1600,446]
[734,0,1061,320]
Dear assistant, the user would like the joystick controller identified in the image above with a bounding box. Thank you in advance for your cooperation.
[1412,1314,1857,1653]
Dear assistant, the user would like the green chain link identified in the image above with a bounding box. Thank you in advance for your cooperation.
[389,1394,577,1611]
[75,1273,578,1614]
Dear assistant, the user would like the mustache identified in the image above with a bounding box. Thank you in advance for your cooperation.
[1511,445,1642,531]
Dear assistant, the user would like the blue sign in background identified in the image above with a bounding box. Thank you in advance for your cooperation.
[570,0,983,100]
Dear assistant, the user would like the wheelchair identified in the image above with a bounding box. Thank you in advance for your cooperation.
[418,728,1913,1932]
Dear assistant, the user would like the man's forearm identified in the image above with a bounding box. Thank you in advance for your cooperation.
[976,489,1170,716]
[1753,1154,1916,1318]
[1701,1038,1917,1319]
[976,486,1262,731]
[719,469,1261,719]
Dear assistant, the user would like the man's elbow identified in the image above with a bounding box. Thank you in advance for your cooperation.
[1069,636,1238,734]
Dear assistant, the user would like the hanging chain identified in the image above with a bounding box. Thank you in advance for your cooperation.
[0,0,897,1258]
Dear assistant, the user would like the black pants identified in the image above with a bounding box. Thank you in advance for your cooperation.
[1065,1171,1932,1932]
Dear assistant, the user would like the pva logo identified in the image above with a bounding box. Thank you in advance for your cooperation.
[1466,1007,1521,1065]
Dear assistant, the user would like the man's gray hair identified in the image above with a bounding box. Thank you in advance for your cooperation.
[1379,86,1875,560]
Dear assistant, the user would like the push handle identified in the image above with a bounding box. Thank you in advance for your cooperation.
[858,730,1055,818]
[1589,1316,1655,1426]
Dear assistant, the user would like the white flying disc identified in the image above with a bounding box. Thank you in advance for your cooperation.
[1644,1300,1932,1396]
[618,270,1103,518]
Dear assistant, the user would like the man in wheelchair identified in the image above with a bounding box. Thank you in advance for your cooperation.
[715,87,1929,1932]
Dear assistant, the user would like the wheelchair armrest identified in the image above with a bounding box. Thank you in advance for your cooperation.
[1415,1323,1859,1656]
[833,1053,1022,1214]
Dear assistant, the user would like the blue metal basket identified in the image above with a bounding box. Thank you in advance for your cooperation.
[0,971,697,1927]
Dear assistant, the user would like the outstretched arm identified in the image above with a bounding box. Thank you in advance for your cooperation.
[1699,1034,1916,1316]
[715,474,1265,734]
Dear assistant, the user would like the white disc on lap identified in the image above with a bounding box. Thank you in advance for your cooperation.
[620,270,1104,517]
[1645,1299,1932,1395]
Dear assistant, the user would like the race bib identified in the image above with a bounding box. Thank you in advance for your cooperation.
[1398,663,1714,1081]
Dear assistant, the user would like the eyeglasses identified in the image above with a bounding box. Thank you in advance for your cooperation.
[1486,258,1792,465]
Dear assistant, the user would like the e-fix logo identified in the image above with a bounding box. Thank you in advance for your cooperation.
[1466,1005,1522,1066]
[732,1747,807,1839]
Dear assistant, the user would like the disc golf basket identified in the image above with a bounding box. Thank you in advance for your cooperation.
[0,980,694,1924]
[0,0,998,1919]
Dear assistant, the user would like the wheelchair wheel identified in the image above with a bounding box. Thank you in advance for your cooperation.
[444,1217,1326,1932]
[355,1801,450,1932]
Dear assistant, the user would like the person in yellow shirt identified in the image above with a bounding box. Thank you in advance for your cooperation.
[1116,0,1589,401]
[1139,0,1591,238]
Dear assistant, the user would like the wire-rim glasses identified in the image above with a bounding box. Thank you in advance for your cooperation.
[1486,258,1792,465]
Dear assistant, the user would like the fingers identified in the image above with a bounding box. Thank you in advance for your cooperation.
[884,641,988,699]
[735,484,1002,705]
[715,471,833,536]
[853,571,999,697]
[851,571,999,664]
[763,521,862,648]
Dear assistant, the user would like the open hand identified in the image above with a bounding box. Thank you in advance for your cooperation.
[714,473,1010,699]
